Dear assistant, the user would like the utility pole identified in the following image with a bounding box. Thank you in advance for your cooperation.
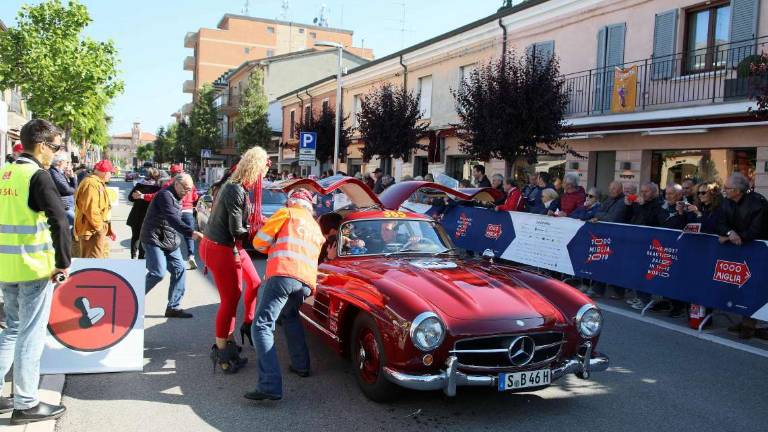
[242,0,250,16]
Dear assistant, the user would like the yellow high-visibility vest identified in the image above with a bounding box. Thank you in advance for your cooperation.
[0,160,55,282]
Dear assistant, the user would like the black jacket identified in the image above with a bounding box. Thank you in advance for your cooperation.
[681,204,726,234]
[15,154,71,269]
[717,192,768,241]
[476,175,491,188]
[48,166,77,210]
[204,182,249,247]
[628,197,666,227]
[140,186,195,251]
[659,201,686,229]
[594,194,627,222]
[127,181,161,228]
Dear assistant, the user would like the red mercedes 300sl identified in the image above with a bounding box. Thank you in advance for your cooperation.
[271,176,609,402]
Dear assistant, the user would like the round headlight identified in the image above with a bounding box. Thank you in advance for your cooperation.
[576,305,603,338]
[410,312,445,352]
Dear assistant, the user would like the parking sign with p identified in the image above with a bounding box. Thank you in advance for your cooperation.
[299,132,317,154]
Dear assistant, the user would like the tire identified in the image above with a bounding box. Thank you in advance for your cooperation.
[350,313,400,402]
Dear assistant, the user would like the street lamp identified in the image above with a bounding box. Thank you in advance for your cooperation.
[315,41,343,173]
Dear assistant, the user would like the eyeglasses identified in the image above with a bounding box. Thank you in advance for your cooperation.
[44,142,62,152]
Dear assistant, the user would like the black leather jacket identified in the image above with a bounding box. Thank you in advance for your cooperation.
[204,182,249,247]
[718,192,768,241]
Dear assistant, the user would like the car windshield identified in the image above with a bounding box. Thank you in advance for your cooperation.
[262,190,287,205]
[338,218,453,257]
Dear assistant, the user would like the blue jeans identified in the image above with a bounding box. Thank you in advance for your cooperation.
[180,212,196,259]
[143,243,186,310]
[251,276,311,397]
[0,278,53,409]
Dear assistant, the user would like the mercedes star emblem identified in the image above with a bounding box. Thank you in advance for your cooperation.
[508,336,536,367]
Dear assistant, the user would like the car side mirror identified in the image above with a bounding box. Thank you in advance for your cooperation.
[482,249,495,262]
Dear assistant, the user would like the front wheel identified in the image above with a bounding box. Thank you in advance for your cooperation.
[351,313,399,402]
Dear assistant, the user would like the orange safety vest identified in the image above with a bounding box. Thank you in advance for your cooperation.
[254,206,325,291]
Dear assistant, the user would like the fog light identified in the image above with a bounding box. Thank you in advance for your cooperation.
[422,354,434,366]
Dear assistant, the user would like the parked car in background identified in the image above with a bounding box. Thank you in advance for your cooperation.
[196,187,286,237]
[124,171,139,181]
[195,193,214,232]
[268,176,609,402]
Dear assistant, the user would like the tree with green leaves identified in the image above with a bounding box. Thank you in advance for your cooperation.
[452,50,570,164]
[189,84,221,164]
[295,106,351,165]
[235,69,272,152]
[152,126,174,166]
[356,83,429,162]
[175,121,193,162]
[136,143,154,163]
[0,0,123,149]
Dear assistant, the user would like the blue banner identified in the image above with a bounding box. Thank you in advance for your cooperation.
[437,205,768,320]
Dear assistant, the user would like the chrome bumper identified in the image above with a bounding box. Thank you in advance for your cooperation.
[382,342,609,397]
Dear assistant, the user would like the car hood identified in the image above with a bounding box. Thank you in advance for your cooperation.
[338,257,565,324]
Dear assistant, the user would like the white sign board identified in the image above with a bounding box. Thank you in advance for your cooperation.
[40,259,146,374]
[500,212,583,275]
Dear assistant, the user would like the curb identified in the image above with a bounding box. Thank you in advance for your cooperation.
[597,302,768,359]
[1,374,65,432]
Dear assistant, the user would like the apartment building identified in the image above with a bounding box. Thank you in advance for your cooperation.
[214,48,369,164]
[277,0,768,196]
[183,14,374,106]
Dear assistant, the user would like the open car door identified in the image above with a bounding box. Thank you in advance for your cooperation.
[267,175,382,209]
[378,181,503,210]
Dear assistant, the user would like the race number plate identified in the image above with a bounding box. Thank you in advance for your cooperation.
[498,369,551,391]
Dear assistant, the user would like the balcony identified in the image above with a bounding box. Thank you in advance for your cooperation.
[183,56,195,71]
[182,80,195,94]
[562,36,767,120]
[213,93,241,113]
[184,32,198,48]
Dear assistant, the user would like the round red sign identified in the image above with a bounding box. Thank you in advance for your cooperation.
[47,268,139,352]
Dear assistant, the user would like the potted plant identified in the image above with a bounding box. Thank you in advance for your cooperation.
[724,54,766,100]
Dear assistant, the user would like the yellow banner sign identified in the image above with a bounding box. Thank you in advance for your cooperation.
[611,65,637,113]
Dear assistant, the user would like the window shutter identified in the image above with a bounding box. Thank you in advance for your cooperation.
[593,27,608,113]
[606,23,626,67]
[651,9,678,80]
[729,0,760,66]
[419,76,432,119]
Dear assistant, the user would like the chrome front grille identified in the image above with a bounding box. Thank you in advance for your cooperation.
[450,332,565,370]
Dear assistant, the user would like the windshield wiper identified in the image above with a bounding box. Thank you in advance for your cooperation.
[432,247,458,256]
[383,247,422,258]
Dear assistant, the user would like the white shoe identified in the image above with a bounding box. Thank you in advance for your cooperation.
[188,257,198,270]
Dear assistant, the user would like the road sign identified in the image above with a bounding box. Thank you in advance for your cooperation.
[299,132,317,151]
[201,148,213,158]
[299,160,314,166]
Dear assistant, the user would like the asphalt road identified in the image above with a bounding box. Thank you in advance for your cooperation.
[56,181,768,432]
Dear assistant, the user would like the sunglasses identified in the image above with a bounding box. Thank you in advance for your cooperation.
[45,142,62,152]
[697,191,708,195]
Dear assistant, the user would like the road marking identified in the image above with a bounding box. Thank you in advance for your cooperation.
[598,302,768,360]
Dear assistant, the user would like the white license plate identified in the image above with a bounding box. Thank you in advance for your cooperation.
[498,369,551,391]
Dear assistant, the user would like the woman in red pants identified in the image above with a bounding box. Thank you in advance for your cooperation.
[200,146,269,373]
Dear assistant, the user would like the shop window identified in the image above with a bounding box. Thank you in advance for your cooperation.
[684,1,730,74]
[651,148,755,187]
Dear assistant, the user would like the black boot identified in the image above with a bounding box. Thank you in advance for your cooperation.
[210,341,248,374]
[240,322,253,346]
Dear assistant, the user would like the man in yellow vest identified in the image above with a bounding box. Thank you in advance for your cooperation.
[245,188,324,401]
[0,119,69,425]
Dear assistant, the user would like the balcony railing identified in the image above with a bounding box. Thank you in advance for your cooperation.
[213,94,241,111]
[562,36,768,118]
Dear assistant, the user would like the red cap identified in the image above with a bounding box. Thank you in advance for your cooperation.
[12,143,23,153]
[289,188,314,204]
[170,164,183,174]
[93,159,116,173]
